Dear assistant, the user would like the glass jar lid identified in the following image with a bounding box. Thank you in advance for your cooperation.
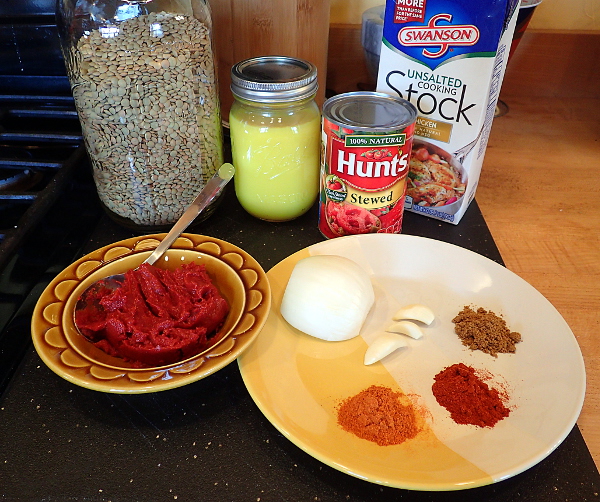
[230,56,318,103]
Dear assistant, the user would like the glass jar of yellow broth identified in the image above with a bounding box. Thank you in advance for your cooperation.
[229,56,321,221]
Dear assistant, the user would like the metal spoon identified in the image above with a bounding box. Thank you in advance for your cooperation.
[73,163,235,336]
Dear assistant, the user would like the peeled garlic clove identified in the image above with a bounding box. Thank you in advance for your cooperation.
[385,320,424,339]
[392,304,435,325]
[364,333,408,365]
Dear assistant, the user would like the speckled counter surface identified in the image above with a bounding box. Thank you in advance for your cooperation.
[1,186,599,501]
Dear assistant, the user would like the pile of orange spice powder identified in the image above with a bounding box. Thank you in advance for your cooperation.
[336,385,421,446]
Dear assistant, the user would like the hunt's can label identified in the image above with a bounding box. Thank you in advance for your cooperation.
[319,91,417,238]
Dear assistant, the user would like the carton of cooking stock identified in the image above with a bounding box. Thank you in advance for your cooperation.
[376,0,519,224]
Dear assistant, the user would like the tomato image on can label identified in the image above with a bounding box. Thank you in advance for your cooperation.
[318,100,416,239]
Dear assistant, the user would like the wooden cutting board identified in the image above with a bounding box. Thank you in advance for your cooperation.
[208,0,331,122]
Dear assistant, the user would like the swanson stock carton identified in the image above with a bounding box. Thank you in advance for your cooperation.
[376,0,519,224]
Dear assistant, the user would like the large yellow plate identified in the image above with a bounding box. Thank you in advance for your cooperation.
[238,233,585,490]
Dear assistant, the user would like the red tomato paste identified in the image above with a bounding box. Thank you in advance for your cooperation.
[75,262,229,367]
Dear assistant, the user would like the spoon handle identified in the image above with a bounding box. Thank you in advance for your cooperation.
[144,163,235,267]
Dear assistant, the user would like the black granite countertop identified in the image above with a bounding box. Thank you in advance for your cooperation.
[1,186,598,502]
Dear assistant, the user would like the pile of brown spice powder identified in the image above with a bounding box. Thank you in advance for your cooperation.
[336,385,420,446]
[452,305,522,357]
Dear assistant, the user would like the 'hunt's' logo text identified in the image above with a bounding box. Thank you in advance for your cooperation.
[398,13,480,58]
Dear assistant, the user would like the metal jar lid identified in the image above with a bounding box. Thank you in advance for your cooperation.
[323,91,417,132]
[230,56,318,103]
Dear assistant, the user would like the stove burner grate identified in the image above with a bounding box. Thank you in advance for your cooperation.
[0,168,38,191]
[0,91,102,394]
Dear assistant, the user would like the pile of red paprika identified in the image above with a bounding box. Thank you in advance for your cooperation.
[432,363,510,428]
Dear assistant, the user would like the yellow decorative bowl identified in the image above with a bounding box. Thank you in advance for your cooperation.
[32,234,271,393]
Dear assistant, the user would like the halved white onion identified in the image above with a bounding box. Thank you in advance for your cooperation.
[364,333,407,365]
[280,255,375,341]
[392,304,435,325]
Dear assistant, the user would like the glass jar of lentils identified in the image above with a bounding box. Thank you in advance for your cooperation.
[57,0,223,231]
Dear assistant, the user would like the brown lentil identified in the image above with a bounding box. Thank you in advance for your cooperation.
[452,306,522,357]
[67,11,222,227]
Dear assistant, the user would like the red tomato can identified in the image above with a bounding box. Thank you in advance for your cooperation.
[319,91,417,238]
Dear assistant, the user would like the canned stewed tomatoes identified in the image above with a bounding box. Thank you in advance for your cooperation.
[319,91,417,238]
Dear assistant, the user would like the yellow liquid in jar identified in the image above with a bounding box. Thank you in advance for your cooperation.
[230,103,321,221]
